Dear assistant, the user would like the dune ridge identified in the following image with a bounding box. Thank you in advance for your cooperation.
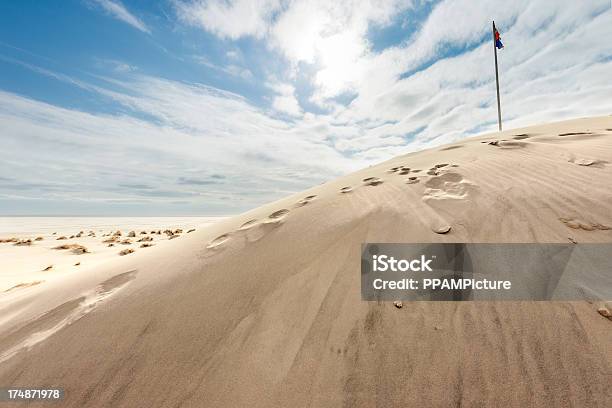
[0,116,611,407]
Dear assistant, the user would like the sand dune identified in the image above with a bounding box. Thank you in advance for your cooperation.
[1,117,611,407]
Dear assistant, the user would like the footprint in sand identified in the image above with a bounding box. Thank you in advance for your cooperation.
[559,217,611,231]
[268,209,290,219]
[295,195,317,207]
[206,233,231,249]
[513,134,531,140]
[207,213,290,255]
[387,166,401,173]
[238,221,280,244]
[363,177,383,186]
[570,157,608,168]
[565,152,608,168]
[406,176,420,184]
[238,220,258,230]
[423,172,477,200]
[340,186,353,194]
[575,159,597,166]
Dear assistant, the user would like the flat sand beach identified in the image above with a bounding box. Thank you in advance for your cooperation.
[0,217,223,294]
[1,117,611,407]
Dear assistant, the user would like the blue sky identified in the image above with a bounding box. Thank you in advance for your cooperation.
[0,0,611,216]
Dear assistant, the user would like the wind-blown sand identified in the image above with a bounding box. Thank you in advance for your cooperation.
[1,117,611,407]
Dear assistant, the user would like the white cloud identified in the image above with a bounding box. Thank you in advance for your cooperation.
[271,0,411,101]
[0,72,361,213]
[3,0,612,214]
[194,55,253,80]
[268,82,302,116]
[174,0,282,39]
[92,0,150,33]
[176,0,412,101]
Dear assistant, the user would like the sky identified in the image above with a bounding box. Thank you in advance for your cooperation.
[0,0,611,216]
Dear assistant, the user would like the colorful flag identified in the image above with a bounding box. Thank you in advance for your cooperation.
[494,27,504,49]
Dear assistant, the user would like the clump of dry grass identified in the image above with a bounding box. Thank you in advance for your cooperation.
[34,236,44,241]
[43,265,53,271]
[120,239,132,245]
[56,236,67,240]
[140,243,154,248]
[53,243,89,254]
[128,231,136,237]
[119,248,134,256]
[14,239,33,246]
[137,236,153,242]
[102,236,118,244]
[187,229,195,233]
[0,237,18,243]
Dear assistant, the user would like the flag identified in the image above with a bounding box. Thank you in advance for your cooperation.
[494,26,504,49]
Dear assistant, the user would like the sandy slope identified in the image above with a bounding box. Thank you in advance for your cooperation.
[1,117,611,407]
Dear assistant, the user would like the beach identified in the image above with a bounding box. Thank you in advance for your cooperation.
[0,117,611,407]
[0,217,222,293]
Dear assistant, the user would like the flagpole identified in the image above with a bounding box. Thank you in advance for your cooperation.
[492,20,502,131]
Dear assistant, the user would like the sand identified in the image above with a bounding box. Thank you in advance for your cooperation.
[0,117,611,407]
[0,217,222,294]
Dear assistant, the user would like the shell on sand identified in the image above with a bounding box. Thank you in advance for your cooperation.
[432,225,451,234]
[597,307,611,319]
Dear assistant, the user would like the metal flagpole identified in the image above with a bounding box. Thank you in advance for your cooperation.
[493,20,502,131]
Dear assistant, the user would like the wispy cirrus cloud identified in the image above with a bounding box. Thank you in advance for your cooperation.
[193,55,253,80]
[0,67,360,214]
[91,0,150,33]
[2,0,611,215]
